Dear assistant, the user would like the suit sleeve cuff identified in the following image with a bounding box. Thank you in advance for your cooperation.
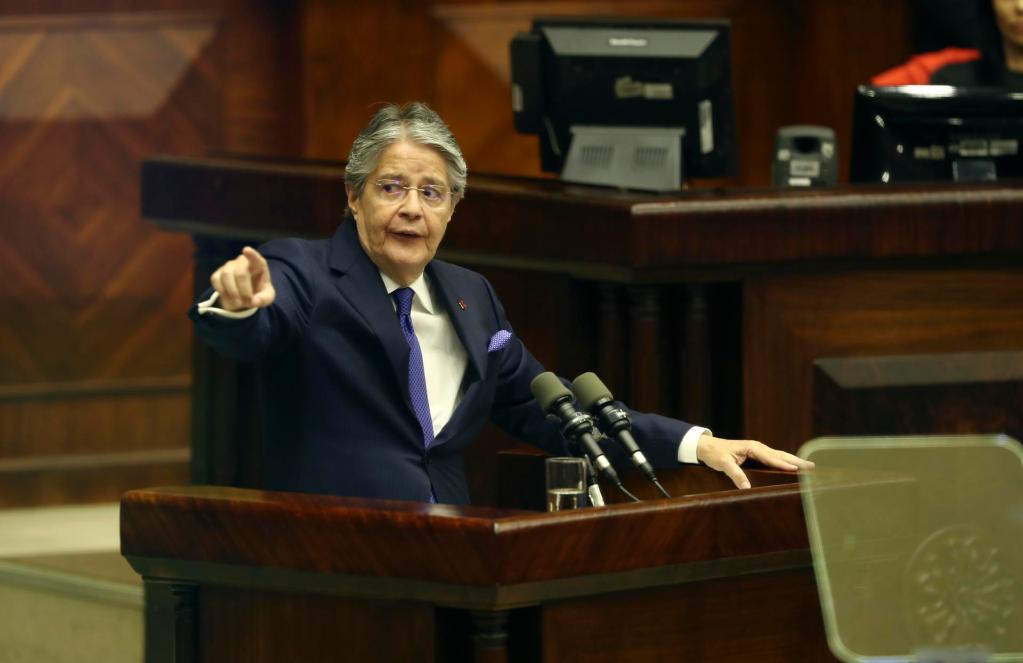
[196,291,258,320]
[678,426,711,464]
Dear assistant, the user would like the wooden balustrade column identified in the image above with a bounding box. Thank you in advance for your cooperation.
[471,610,509,663]
[144,579,198,663]
[596,283,626,398]
[682,284,712,425]
[627,286,662,412]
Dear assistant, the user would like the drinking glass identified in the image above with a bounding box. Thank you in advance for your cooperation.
[545,456,588,511]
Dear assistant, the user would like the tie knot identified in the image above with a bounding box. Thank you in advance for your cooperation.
[393,287,414,317]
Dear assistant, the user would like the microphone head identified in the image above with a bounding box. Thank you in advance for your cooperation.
[571,372,613,411]
[530,372,573,413]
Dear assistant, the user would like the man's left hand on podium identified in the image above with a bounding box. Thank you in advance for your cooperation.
[696,434,814,490]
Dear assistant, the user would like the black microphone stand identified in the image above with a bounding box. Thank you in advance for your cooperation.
[567,440,605,507]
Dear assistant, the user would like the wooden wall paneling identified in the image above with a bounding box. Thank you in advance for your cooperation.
[0,8,232,504]
[0,448,190,507]
[769,1,913,183]
[221,0,303,156]
[0,379,190,456]
[744,268,1023,454]
[0,2,308,507]
[315,0,917,186]
[300,0,439,161]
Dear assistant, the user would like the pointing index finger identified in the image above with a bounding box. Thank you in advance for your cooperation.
[242,246,268,275]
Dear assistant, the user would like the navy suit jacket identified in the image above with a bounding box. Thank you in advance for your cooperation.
[190,220,692,504]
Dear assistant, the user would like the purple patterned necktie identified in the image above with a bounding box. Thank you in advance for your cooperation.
[393,288,434,448]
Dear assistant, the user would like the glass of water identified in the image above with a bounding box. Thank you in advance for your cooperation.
[545,456,588,511]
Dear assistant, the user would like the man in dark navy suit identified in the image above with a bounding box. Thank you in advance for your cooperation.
[190,102,811,504]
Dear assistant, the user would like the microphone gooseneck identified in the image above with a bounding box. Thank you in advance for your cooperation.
[530,372,638,502]
[579,453,606,507]
[571,372,671,499]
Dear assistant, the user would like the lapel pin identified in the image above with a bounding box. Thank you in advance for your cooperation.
[458,299,467,311]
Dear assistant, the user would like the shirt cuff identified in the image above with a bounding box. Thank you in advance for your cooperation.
[678,426,711,464]
[196,291,258,320]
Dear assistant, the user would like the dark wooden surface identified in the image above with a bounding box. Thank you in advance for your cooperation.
[542,567,827,663]
[120,470,808,591]
[143,155,1023,274]
[812,350,1023,441]
[0,448,189,508]
[121,465,834,662]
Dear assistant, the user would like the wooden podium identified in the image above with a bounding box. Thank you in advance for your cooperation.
[120,463,833,663]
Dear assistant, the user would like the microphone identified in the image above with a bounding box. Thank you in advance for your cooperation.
[571,372,671,499]
[530,372,638,502]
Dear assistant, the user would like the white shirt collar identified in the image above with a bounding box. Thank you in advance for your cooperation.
[379,271,436,314]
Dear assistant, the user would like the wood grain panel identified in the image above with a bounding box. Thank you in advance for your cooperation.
[0,12,220,385]
[543,569,834,662]
[745,269,1023,454]
[0,378,190,457]
[222,1,302,155]
[0,447,190,507]
[200,587,436,663]
[302,0,913,186]
[0,7,234,506]
[301,0,438,161]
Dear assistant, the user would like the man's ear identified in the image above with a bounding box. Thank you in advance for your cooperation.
[346,185,360,216]
[447,195,461,221]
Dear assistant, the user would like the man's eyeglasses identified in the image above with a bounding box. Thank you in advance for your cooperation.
[373,179,452,207]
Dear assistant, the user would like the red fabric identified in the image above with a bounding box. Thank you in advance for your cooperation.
[872,47,982,86]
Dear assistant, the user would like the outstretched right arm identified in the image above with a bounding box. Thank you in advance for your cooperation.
[189,244,309,362]
[209,246,276,311]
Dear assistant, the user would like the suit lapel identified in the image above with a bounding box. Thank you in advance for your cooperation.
[328,221,491,450]
[328,221,411,408]
[427,261,485,387]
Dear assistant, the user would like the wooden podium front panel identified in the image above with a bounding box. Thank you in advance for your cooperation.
[542,568,834,662]
[123,480,821,662]
[200,588,435,662]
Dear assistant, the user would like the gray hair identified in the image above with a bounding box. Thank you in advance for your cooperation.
[345,102,467,200]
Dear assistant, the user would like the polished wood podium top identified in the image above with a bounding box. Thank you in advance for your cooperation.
[120,467,807,610]
[142,154,1023,280]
